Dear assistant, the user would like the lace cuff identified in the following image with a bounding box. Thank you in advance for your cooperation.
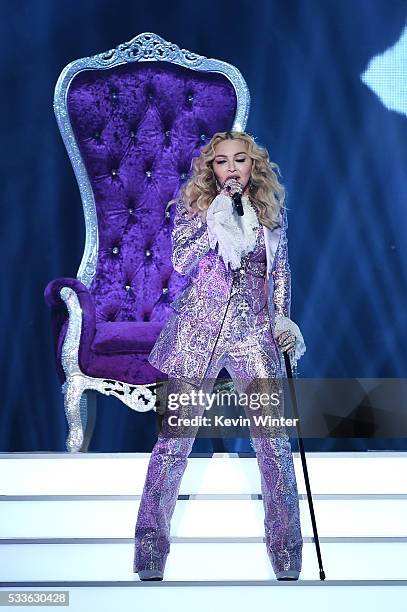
[274,314,306,366]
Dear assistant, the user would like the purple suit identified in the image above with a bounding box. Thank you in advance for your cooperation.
[148,198,290,383]
[134,198,303,580]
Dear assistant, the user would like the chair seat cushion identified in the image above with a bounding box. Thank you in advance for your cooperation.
[91,321,163,354]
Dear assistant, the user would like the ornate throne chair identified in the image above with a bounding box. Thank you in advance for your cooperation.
[44,32,250,453]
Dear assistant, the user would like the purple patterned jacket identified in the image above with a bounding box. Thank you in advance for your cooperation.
[148,198,291,383]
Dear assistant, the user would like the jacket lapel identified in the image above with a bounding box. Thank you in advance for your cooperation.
[263,223,283,279]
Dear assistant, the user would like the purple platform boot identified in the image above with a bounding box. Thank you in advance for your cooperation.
[133,434,195,581]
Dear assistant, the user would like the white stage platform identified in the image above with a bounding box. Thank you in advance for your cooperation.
[0,451,406,610]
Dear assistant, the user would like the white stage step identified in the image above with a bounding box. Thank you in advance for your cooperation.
[1,451,407,495]
[1,540,407,581]
[1,498,407,539]
[0,452,406,612]
[0,584,404,612]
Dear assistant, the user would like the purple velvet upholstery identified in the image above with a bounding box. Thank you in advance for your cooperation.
[45,60,237,385]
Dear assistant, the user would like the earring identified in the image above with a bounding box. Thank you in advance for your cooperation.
[216,182,221,193]
[249,178,253,190]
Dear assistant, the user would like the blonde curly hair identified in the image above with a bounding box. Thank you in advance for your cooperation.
[167,131,287,229]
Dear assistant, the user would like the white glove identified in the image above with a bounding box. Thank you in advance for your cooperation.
[274,314,306,367]
[206,193,259,270]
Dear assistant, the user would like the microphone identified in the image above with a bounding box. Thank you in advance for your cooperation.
[226,184,244,216]
[231,190,244,216]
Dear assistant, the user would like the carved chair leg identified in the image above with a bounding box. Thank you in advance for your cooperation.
[79,390,97,452]
[63,378,85,452]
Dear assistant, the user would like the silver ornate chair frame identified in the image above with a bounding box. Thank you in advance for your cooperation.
[52,32,250,452]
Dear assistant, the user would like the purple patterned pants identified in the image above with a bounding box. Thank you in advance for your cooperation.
[133,307,303,578]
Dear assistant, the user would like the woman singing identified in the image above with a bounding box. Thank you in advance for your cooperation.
[133,131,306,581]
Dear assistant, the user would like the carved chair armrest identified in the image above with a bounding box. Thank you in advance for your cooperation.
[44,277,96,377]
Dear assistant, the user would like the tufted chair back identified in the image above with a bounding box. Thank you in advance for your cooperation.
[68,57,238,326]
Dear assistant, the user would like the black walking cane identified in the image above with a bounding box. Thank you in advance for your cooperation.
[283,350,326,580]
